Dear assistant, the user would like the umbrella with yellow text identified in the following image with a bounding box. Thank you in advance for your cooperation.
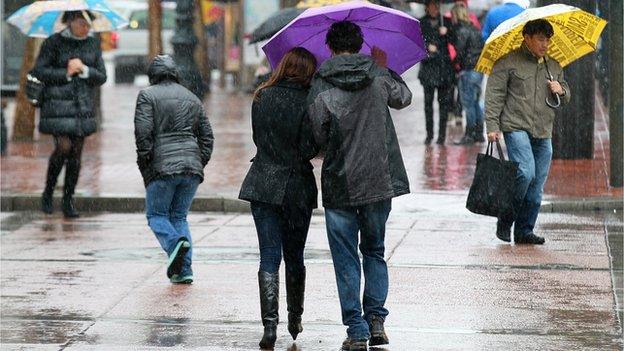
[475,4,607,75]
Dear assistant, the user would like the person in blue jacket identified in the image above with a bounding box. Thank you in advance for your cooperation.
[481,0,530,41]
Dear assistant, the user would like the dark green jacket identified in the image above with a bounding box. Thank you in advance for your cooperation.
[485,45,571,139]
[307,54,412,208]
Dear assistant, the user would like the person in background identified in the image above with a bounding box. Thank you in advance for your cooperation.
[34,10,106,218]
[239,47,318,350]
[134,55,214,285]
[450,4,485,145]
[418,0,455,145]
[482,0,530,41]
[1,100,7,156]
[445,0,481,125]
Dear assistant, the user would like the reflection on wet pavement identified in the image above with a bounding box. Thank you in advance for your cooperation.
[1,70,621,201]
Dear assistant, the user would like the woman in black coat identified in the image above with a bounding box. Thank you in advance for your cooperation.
[418,0,455,144]
[33,11,107,218]
[238,47,318,349]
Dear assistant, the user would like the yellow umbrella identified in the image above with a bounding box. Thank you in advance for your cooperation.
[475,4,607,75]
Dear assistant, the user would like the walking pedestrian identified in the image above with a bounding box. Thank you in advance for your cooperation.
[238,47,318,349]
[485,19,570,244]
[482,0,530,41]
[419,0,455,145]
[134,55,214,284]
[450,4,485,145]
[1,100,7,156]
[307,20,412,350]
[35,10,106,218]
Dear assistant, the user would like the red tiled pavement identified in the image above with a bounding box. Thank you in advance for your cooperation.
[1,71,621,200]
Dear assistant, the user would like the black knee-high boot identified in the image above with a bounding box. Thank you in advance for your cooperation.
[62,155,81,218]
[41,151,66,214]
[286,267,305,340]
[258,271,279,349]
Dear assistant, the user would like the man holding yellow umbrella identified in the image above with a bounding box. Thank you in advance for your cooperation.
[477,4,607,244]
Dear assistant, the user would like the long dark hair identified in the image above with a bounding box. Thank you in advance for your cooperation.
[254,47,317,100]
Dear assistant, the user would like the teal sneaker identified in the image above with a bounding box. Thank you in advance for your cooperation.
[167,240,191,278]
[170,273,194,284]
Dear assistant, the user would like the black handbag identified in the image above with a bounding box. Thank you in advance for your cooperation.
[466,140,519,219]
[25,72,44,107]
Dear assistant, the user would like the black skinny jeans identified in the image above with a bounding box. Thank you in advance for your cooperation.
[44,135,84,197]
[250,200,312,275]
[423,85,452,139]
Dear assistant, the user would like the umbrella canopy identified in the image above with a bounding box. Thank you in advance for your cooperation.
[7,0,128,38]
[296,0,391,7]
[249,0,392,44]
[262,1,427,75]
[250,7,305,44]
[475,4,607,74]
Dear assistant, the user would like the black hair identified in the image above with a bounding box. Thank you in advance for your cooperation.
[62,10,96,24]
[325,20,363,54]
[424,0,439,6]
[522,19,554,38]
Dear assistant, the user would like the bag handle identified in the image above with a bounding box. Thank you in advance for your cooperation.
[486,140,506,161]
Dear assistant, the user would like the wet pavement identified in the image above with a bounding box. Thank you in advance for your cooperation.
[1,69,622,203]
[1,203,622,350]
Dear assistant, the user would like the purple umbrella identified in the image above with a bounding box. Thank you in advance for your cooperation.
[262,1,427,75]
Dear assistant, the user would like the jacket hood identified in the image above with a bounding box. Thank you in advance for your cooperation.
[316,54,376,91]
[148,55,180,85]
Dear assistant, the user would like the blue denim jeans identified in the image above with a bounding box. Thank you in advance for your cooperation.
[325,199,392,340]
[458,70,484,131]
[503,131,553,236]
[146,175,200,276]
[250,201,312,274]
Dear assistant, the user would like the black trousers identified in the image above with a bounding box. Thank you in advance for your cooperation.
[44,135,84,197]
[250,200,312,276]
[423,85,452,139]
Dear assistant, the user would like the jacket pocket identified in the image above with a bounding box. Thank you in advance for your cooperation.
[509,70,531,98]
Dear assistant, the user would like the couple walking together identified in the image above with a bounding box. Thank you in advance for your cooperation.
[238,21,412,350]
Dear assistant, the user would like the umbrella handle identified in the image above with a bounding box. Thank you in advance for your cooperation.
[546,91,561,109]
[545,73,561,109]
[544,58,561,109]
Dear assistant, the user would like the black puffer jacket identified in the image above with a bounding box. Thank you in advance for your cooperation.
[134,56,214,186]
[418,15,454,87]
[239,80,318,210]
[450,22,484,71]
[307,54,412,208]
[32,31,107,136]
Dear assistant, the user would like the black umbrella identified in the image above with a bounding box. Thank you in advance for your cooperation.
[406,0,456,22]
[249,7,305,44]
[249,0,393,45]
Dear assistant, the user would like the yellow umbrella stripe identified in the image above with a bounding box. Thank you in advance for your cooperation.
[475,6,607,75]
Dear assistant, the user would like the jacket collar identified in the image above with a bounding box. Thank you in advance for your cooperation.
[520,43,546,64]
[275,79,307,90]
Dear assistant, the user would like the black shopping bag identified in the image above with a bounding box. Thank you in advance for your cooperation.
[466,140,518,218]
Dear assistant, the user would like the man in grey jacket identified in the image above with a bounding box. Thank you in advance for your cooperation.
[307,21,412,351]
[485,19,570,244]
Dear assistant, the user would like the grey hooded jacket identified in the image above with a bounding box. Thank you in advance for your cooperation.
[134,55,214,186]
[307,54,412,208]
